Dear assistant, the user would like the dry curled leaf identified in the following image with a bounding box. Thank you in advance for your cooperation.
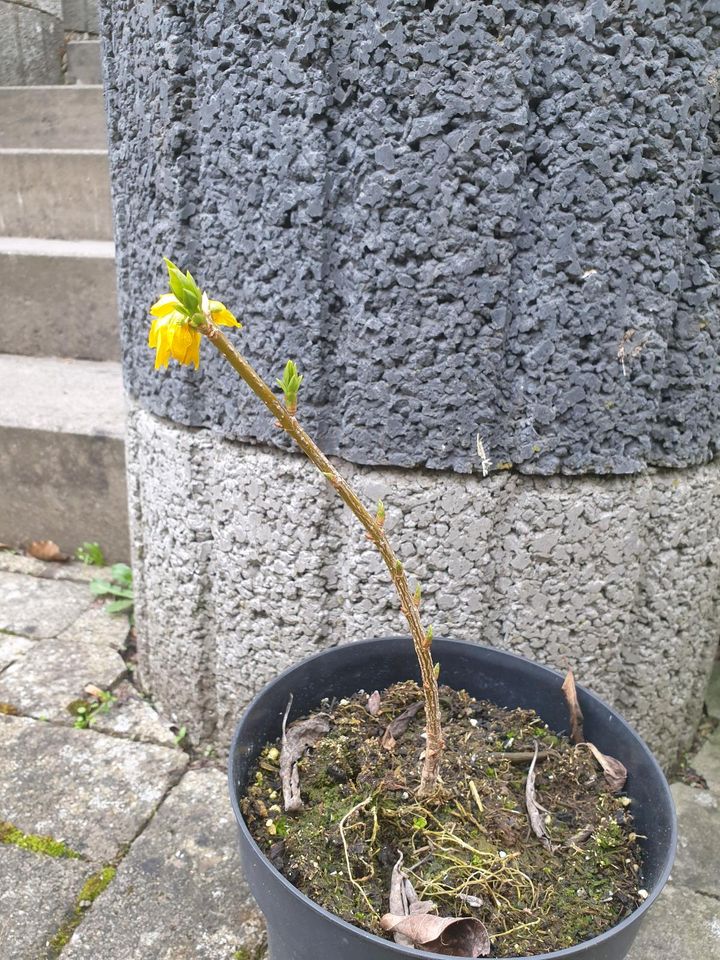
[561,669,585,745]
[525,742,555,853]
[381,913,491,958]
[367,690,382,717]
[280,706,331,813]
[381,701,423,750]
[27,540,69,562]
[388,854,436,946]
[581,742,628,793]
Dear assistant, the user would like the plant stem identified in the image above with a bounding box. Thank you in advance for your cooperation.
[199,323,444,795]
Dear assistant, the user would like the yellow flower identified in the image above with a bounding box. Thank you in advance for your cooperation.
[148,313,201,370]
[148,284,240,370]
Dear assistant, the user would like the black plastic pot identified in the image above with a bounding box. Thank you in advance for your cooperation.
[228,637,676,960]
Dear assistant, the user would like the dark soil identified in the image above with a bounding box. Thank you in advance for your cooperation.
[242,681,642,957]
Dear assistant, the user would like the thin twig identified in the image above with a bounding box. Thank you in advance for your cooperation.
[199,323,444,795]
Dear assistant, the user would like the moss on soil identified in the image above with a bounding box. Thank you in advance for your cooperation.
[243,681,642,957]
[0,820,81,859]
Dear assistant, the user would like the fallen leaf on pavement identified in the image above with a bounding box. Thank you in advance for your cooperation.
[27,540,69,562]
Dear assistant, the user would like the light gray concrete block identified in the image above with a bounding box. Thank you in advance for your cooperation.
[60,769,264,960]
[65,39,101,84]
[0,354,128,562]
[62,0,98,33]
[0,846,91,960]
[0,570,90,639]
[0,148,112,240]
[127,405,720,765]
[0,714,188,861]
[0,85,106,149]
[0,238,119,362]
[0,2,63,86]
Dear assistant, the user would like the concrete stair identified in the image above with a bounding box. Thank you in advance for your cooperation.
[0,238,118,361]
[0,8,129,561]
[0,356,127,558]
[66,40,102,85]
[0,86,106,149]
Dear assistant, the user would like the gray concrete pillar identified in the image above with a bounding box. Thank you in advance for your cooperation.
[103,1,720,766]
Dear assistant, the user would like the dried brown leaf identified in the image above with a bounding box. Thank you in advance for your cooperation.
[280,710,331,812]
[381,701,423,750]
[561,669,585,744]
[27,540,69,562]
[388,854,436,947]
[581,742,628,793]
[367,690,382,717]
[381,913,491,957]
[525,742,555,853]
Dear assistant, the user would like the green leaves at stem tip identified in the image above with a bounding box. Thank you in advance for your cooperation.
[164,258,201,315]
[276,359,303,411]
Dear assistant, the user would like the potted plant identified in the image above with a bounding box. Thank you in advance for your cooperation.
[147,260,676,959]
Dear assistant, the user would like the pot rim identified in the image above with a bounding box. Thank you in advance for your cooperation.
[228,636,677,960]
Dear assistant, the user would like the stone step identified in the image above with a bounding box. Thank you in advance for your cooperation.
[62,0,99,33]
[65,39,102,85]
[0,354,128,561]
[0,86,106,150]
[0,237,118,362]
[0,148,112,241]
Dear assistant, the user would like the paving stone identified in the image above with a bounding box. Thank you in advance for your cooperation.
[0,638,126,720]
[0,570,90,639]
[0,633,34,673]
[61,769,264,960]
[693,727,720,796]
[670,783,720,897]
[0,845,91,960]
[90,681,178,747]
[626,884,720,960]
[0,715,188,862]
[0,551,118,586]
[705,660,720,721]
[58,603,129,653]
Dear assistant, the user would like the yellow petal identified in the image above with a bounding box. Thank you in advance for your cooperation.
[169,323,202,368]
[209,300,241,328]
[150,293,183,318]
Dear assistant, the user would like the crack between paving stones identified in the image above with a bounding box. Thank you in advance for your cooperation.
[46,765,190,956]
[3,703,188,753]
[690,887,720,903]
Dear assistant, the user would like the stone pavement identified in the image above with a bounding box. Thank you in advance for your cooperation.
[0,552,718,959]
